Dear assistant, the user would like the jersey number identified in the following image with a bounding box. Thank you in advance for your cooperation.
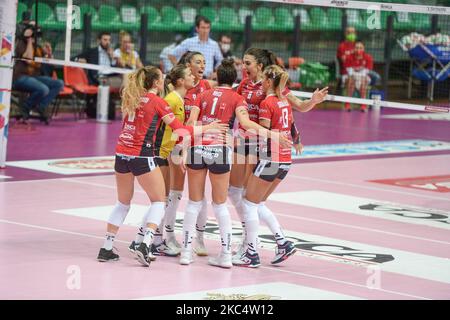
[281,108,289,128]
[211,97,219,116]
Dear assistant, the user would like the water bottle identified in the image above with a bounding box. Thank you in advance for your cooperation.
[97,76,110,123]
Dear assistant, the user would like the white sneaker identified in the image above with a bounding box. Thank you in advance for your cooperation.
[208,252,232,269]
[232,242,246,261]
[193,234,208,256]
[166,237,181,251]
[179,250,194,265]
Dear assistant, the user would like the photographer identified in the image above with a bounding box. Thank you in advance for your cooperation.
[12,25,63,124]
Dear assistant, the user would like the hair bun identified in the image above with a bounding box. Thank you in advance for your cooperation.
[221,58,235,67]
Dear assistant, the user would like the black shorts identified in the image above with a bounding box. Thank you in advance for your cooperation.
[233,137,259,158]
[114,154,158,176]
[253,159,291,182]
[155,157,169,167]
[187,145,232,174]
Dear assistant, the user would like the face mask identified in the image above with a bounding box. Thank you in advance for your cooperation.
[356,48,364,55]
[221,44,230,53]
[346,33,356,42]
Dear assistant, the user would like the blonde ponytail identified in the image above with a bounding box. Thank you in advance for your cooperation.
[264,65,289,99]
[120,66,161,117]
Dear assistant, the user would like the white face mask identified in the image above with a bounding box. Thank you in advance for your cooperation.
[221,43,230,53]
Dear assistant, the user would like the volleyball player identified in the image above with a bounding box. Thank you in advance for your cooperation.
[180,59,292,268]
[230,48,328,260]
[162,51,215,256]
[128,64,196,258]
[96,66,227,266]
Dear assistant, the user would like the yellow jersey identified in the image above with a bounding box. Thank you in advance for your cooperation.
[159,91,185,159]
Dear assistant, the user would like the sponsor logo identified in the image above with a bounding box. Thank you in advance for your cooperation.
[425,106,449,113]
[331,0,348,7]
[371,175,450,193]
[205,293,281,300]
[119,133,133,140]
[140,97,149,103]
[380,4,393,10]
[213,90,223,97]
[49,159,114,170]
[427,6,448,13]
[124,124,135,131]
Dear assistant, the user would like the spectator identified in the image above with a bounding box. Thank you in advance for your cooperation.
[12,26,63,124]
[168,16,223,79]
[343,41,373,112]
[337,27,380,88]
[218,34,233,59]
[74,32,121,89]
[159,34,184,73]
[113,31,143,70]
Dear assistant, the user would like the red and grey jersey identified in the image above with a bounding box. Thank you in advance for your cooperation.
[116,92,173,157]
[184,79,211,122]
[195,87,247,146]
[236,78,291,123]
[259,94,293,163]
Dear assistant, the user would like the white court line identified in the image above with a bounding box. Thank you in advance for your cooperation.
[0,218,431,300]
[59,178,450,245]
[289,175,450,202]
[259,266,431,300]
[272,211,450,246]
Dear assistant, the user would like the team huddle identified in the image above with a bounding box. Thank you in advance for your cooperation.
[97,48,328,268]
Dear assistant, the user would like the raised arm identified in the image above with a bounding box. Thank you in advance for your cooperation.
[286,87,328,112]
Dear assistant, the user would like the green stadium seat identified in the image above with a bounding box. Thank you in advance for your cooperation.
[238,7,253,26]
[199,7,218,24]
[17,2,28,22]
[395,12,415,31]
[140,6,162,31]
[217,7,242,32]
[160,6,189,32]
[94,5,122,31]
[411,13,431,30]
[292,8,313,31]
[54,3,82,30]
[180,6,197,25]
[120,5,139,31]
[327,8,343,31]
[273,8,293,31]
[346,9,366,31]
[31,3,62,30]
[309,8,330,31]
[253,7,275,31]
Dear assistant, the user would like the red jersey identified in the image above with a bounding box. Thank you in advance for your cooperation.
[337,41,356,75]
[116,92,174,157]
[259,94,293,163]
[344,52,373,72]
[184,79,211,122]
[237,78,291,123]
[195,87,247,146]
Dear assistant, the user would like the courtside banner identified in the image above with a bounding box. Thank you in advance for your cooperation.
[257,0,450,15]
[0,0,17,168]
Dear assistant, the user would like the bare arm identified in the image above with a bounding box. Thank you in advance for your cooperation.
[168,54,178,66]
[186,106,200,126]
[286,87,328,112]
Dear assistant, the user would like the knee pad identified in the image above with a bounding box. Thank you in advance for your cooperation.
[107,202,130,227]
[145,202,166,226]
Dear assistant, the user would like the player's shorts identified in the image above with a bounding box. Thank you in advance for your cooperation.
[253,159,291,182]
[114,154,159,176]
[155,156,169,167]
[187,145,232,174]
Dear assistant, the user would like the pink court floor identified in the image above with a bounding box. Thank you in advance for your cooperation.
[0,108,449,300]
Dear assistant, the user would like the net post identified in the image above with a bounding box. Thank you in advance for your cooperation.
[139,13,149,65]
[383,14,394,101]
[292,14,301,57]
[341,12,347,42]
[244,15,252,51]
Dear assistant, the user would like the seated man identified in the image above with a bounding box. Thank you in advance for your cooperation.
[12,26,63,124]
[343,41,373,112]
